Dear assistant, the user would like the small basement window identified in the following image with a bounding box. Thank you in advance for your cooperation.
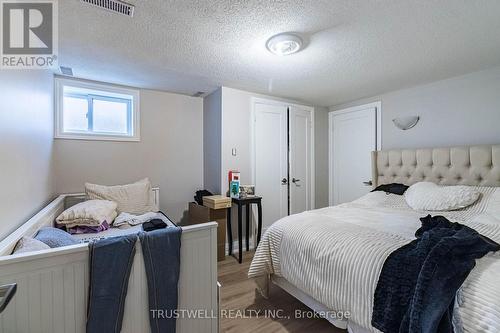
[55,78,140,141]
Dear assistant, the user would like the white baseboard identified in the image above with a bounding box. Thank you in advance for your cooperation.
[225,238,255,254]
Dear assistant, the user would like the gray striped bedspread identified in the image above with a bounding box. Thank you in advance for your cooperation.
[248,187,500,332]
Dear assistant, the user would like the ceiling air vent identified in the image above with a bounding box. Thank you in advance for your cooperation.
[60,66,73,76]
[80,0,135,17]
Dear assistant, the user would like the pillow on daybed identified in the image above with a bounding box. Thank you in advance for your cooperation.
[85,178,156,214]
[35,227,80,248]
[404,182,480,211]
[56,199,117,227]
[12,236,50,254]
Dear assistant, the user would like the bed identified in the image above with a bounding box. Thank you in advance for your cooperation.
[249,144,500,333]
[0,189,219,333]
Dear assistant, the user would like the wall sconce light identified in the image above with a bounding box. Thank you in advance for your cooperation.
[392,116,420,130]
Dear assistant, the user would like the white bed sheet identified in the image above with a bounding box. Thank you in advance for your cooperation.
[249,187,500,333]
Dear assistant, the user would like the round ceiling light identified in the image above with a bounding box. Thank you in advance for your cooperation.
[266,33,303,56]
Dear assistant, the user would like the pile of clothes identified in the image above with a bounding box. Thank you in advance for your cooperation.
[56,179,171,235]
[55,200,169,235]
[113,211,169,232]
[55,199,116,234]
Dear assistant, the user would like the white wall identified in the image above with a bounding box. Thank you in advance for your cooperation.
[203,88,222,194]
[220,88,330,208]
[0,71,55,241]
[221,87,323,195]
[220,87,255,191]
[331,66,500,149]
[209,87,329,241]
[54,89,204,224]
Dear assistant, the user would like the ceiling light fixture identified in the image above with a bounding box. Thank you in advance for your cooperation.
[266,33,303,56]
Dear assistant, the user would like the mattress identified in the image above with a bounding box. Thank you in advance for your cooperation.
[249,187,500,333]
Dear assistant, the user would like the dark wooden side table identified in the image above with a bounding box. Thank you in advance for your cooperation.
[227,196,262,263]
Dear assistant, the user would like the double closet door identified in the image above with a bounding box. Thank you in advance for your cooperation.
[253,100,313,233]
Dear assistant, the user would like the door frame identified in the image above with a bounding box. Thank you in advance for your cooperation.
[250,97,315,211]
[328,101,382,206]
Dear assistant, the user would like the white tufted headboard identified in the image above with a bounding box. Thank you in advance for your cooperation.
[372,145,500,188]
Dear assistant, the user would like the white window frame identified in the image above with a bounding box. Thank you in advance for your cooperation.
[55,77,140,142]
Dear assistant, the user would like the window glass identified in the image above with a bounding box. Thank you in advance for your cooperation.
[63,96,88,132]
[92,99,129,134]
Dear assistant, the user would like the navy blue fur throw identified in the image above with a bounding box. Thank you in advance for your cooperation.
[372,215,500,333]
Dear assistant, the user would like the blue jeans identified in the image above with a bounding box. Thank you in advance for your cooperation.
[87,234,137,333]
[139,227,182,333]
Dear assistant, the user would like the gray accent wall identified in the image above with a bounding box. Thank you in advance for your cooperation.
[314,106,329,208]
[0,71,55,241]
[331,66,500,149]
[203,88,222,194]
[53,89,204,224]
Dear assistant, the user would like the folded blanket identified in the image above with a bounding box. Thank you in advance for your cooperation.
[35,227,81,248]
[114,211,164,227]
[139,227,182,333]
[64,221,110,234]
[87,234,137,333]
[372,215,500,333]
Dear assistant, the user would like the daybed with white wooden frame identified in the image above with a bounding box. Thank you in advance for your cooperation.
[0,188,219,333]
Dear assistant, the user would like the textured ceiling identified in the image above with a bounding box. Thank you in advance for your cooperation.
[59,0,500,106]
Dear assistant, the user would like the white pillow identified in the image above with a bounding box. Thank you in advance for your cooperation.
[85,178,156,214]
[404,182,480,211]
[56,199,118,227]
[12,236,50,255]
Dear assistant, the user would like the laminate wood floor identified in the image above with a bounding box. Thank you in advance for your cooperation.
[218,251,346,333]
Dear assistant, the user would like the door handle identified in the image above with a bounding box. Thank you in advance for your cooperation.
[0,283,17,313]
[281,178,288,185]
[292,178,301,183]
[363,180,373,186]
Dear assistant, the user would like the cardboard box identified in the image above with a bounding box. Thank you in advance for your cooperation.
[202,195,231,209]
[188,202,227,261]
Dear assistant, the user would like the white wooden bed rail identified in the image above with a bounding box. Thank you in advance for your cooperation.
[0,192,218,333]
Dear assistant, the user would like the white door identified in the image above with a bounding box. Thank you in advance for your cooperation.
[254,102,288,231]
[329,103,380,206]
[289,106,312,214]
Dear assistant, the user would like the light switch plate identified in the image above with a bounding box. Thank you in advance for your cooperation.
[231,148,237,156]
